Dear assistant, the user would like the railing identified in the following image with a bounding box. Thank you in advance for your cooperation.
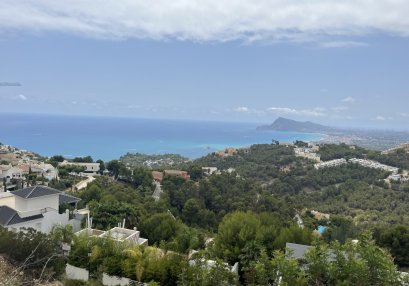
[18,207,57,218]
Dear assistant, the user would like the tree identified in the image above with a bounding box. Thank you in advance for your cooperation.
[140,213,181,245]
[182,199,201,226]
[106,160,123,179]
[186,165,203,181]
[72,156,93,163]
[96,159,105,174]
[50,224,74,244]
[374,225,409,268]
[273,225,312,250]
[178,257,237,286]
[253,235,406,286]
[132,167,153,188]
[47,155,65,167]
[215,211,262,264]
[81,184,102,203]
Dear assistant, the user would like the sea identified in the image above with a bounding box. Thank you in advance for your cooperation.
[0,113,323,161]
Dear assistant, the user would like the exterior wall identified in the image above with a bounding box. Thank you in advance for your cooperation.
[14,194,59,212]
[26,194,59,211]
[102,273,131,286]
[0,193,15,208]
[66,264,89,281]
[7,218,43,233]
[12,196,27,211]
[126,231,139,244]
[41,209,70,233]
[68,216,83,233]
[7,210,78,234]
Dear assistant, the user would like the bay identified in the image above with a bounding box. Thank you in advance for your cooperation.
[0,113,322,160]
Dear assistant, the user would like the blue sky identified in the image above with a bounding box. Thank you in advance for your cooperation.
[1,1,409,129]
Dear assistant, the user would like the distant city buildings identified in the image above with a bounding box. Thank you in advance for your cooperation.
[215,147,250,157]
[0,145,59,188]
[314,157,400,175]
[151,170,190,183]
[349,158,399,174]
[314,158,347,169]
[295,146,321,162]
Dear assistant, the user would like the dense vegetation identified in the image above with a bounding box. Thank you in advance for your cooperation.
[5,142,409,284]
[0,225,72,284]
[119,152,189,168]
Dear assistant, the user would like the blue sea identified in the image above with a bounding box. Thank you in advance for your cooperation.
[0,113,322,160]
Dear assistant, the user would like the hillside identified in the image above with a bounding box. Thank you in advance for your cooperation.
[119,152,189,168]
[257,117,409,150]
[257,117,337,133]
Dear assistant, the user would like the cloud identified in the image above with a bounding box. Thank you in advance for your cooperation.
[267,107,326,117]
[1,1,409,42]
[374,116,386,121]
[234,106,249,113]
[399,112,409,117]
[15,94,27,100]
[341,96,356,103]
[332,106,348,112]
[319,41,368,48]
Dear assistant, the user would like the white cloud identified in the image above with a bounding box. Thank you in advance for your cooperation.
[332,106,348,112]
[399,112,409,117]
[341,97,356,103]
[0,1,409,42]
[234,106,249,113]
[319,41,368,48]
[374,116,386,121]
[15,94,27,100]
[267,107,326,117]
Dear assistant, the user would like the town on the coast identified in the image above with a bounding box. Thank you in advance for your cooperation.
[2,139,409,285]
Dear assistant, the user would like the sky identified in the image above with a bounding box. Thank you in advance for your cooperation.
[1,1,409,129]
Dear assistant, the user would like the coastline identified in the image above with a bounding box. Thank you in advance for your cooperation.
[0,113,324,160]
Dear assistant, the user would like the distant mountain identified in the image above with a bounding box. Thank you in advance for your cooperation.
[257,117,338,133]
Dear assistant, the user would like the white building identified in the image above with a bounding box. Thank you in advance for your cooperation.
[389,174,402,182]
[295,148,321,162]
[349,158,399,174]
[59,161,100,174]
[314,158,347,170]
[202,167,219,176]
[0,164,27,183]
[76,226,148,246]
[0,186,81,233]
[31,163,59,181]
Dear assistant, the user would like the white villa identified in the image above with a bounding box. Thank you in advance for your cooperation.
[0,164,27,183]
[0,186,82,233]
[59,161,100,175]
